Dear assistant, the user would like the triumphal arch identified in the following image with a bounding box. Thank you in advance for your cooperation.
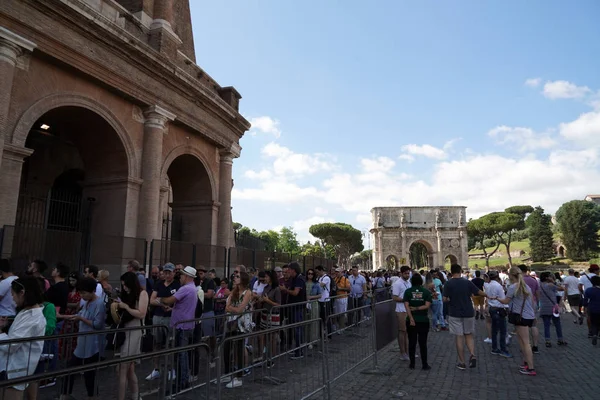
[370,206,468,270]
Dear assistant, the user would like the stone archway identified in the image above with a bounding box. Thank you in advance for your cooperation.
[163,153,215,245]
[557,245,566,258]
[444,254,459,269]
[9,105,135,268]
[408,240,434,269]
[385,255,398,269]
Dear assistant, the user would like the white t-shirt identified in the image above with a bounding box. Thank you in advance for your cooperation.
[392,278,411,313]
[318,275,331,302]
[580,273,597,293]
[0,276,18,316]
[252,281,267,296]
[486,280,508,309]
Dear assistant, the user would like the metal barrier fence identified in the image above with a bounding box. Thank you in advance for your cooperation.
[0,288,398,400]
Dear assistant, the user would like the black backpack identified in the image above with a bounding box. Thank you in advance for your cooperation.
[328,275,337,297]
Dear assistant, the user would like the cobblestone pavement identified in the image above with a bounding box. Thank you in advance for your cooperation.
[31,313,598,399]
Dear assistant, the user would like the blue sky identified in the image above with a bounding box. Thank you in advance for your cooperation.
[190,0,600,244]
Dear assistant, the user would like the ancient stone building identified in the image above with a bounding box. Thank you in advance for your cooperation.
[370,206,468,270]
[0,0,249,270]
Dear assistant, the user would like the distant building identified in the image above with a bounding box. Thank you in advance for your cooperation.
[584,195,600,205]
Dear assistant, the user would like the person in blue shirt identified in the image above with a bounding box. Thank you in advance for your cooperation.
[60,277,106,400]
[583,275,600,346]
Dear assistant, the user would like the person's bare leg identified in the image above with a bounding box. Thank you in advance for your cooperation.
[128,363,139,399]
[25,382,38,400]
[530,323,539,347]
[518,326,534,369]
[465,334,475,357]
[455,335,465,364]
[117,364,128,400]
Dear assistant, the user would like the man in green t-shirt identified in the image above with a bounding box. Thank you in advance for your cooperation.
[403,274,432,370]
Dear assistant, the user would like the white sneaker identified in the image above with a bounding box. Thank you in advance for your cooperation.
[506,334,511,345]
[189,375,198,383]
[483,338,492,344]
[226,378,243,389]
[167,369,176,381]
[145,369,160,381]
[220,375,232,383]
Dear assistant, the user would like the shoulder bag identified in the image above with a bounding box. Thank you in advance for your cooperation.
[508,294,527,325]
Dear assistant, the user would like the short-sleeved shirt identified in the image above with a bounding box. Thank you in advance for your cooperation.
[580,273,597,293]
[471,277,485,292]
[74,296,106,358]
[318,275,331,302]
[288,274,306,304]
[506,283,536,320]
[392,278,411,313]
[136,272,147,290]
[153,280,180,317]
[432,278,443,297]
[349,274,366,298]
[171,282,198,330]
[0,276,18,316]
[46,281,69,314]
[539,283,558,316]
[563,276,581,296]
[403,286,432,323]
[583,287,600,314]
[486,280,508,309]
[262,285,282,312]
[201,278,216,313]
[442,278,480,318]
[523,275,540,303]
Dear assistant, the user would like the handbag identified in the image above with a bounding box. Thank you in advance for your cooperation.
[541,284,561,317]
[508,295,527,325]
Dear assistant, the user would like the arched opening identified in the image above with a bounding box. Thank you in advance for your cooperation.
[165,154,214,244]
[409,240,434,269]
[444,254,458,269]
[557,246,566,258]
[386,255,398,269]
[13,106,130,266]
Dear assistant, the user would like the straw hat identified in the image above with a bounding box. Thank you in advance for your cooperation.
[110,302,121,325]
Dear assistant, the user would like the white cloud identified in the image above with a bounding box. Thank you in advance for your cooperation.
[525,78,542,88]
[488,125,557,152]
[249,116,282,138]
[314,207,328,215]
[232,179,320,203]
[400,144,446,160]
[291,216,335,243]
[262,142,334,177]
[244,169,272,180]
[559,110,600,146]
[398,154,415,163]
[543,80,591,99]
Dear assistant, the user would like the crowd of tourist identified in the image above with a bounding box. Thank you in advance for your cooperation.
[0,257,599,398]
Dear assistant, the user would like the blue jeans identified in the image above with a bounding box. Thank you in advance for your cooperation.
[541,315,563,340]
[490,308,507,352]
[175,330,192,389]
[291,307,304,356]
[431,300,445,328]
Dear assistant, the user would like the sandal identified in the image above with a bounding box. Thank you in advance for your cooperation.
[545,341,552,348]
[557,340,568,346]
[469,355,477,368]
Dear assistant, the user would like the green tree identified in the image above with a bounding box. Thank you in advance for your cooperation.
[300,241,335,259]
[258,230,280,251]
[277,226,301,254]
[526,206,555,262]
[350,249,373,269]
[496,206,533,266]
[309,222,364,268]
[467,214,502,268]
[555,200,600,261]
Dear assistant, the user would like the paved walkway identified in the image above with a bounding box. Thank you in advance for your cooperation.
[31,313,598,399]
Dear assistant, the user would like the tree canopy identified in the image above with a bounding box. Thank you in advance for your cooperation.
[309,222,364,267]
[526,206,555,262]
[555,200,600,261]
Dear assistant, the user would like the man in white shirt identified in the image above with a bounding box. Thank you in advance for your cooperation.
[0,259,18,317]
[564,269,583,324]
[315,265,333,337]
[392,266,412,361]
[486,271,511,357]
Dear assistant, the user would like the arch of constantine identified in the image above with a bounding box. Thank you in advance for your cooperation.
[370,206,468,270]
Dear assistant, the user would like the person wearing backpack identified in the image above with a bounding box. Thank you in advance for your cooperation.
[373,271,386,302]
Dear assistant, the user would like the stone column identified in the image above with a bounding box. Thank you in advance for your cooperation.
[0,27,36,177]
[0,144,33,227]
[149,0,181,57]
[137,105,175,240]
[217,143,241,248]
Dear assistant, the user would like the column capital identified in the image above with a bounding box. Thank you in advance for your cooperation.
[0,27,36,68]
[3,144,33,162]
[219,142,242,162]
[143,105,176,129]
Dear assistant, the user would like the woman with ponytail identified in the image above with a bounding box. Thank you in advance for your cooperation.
[491,267,537,376]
